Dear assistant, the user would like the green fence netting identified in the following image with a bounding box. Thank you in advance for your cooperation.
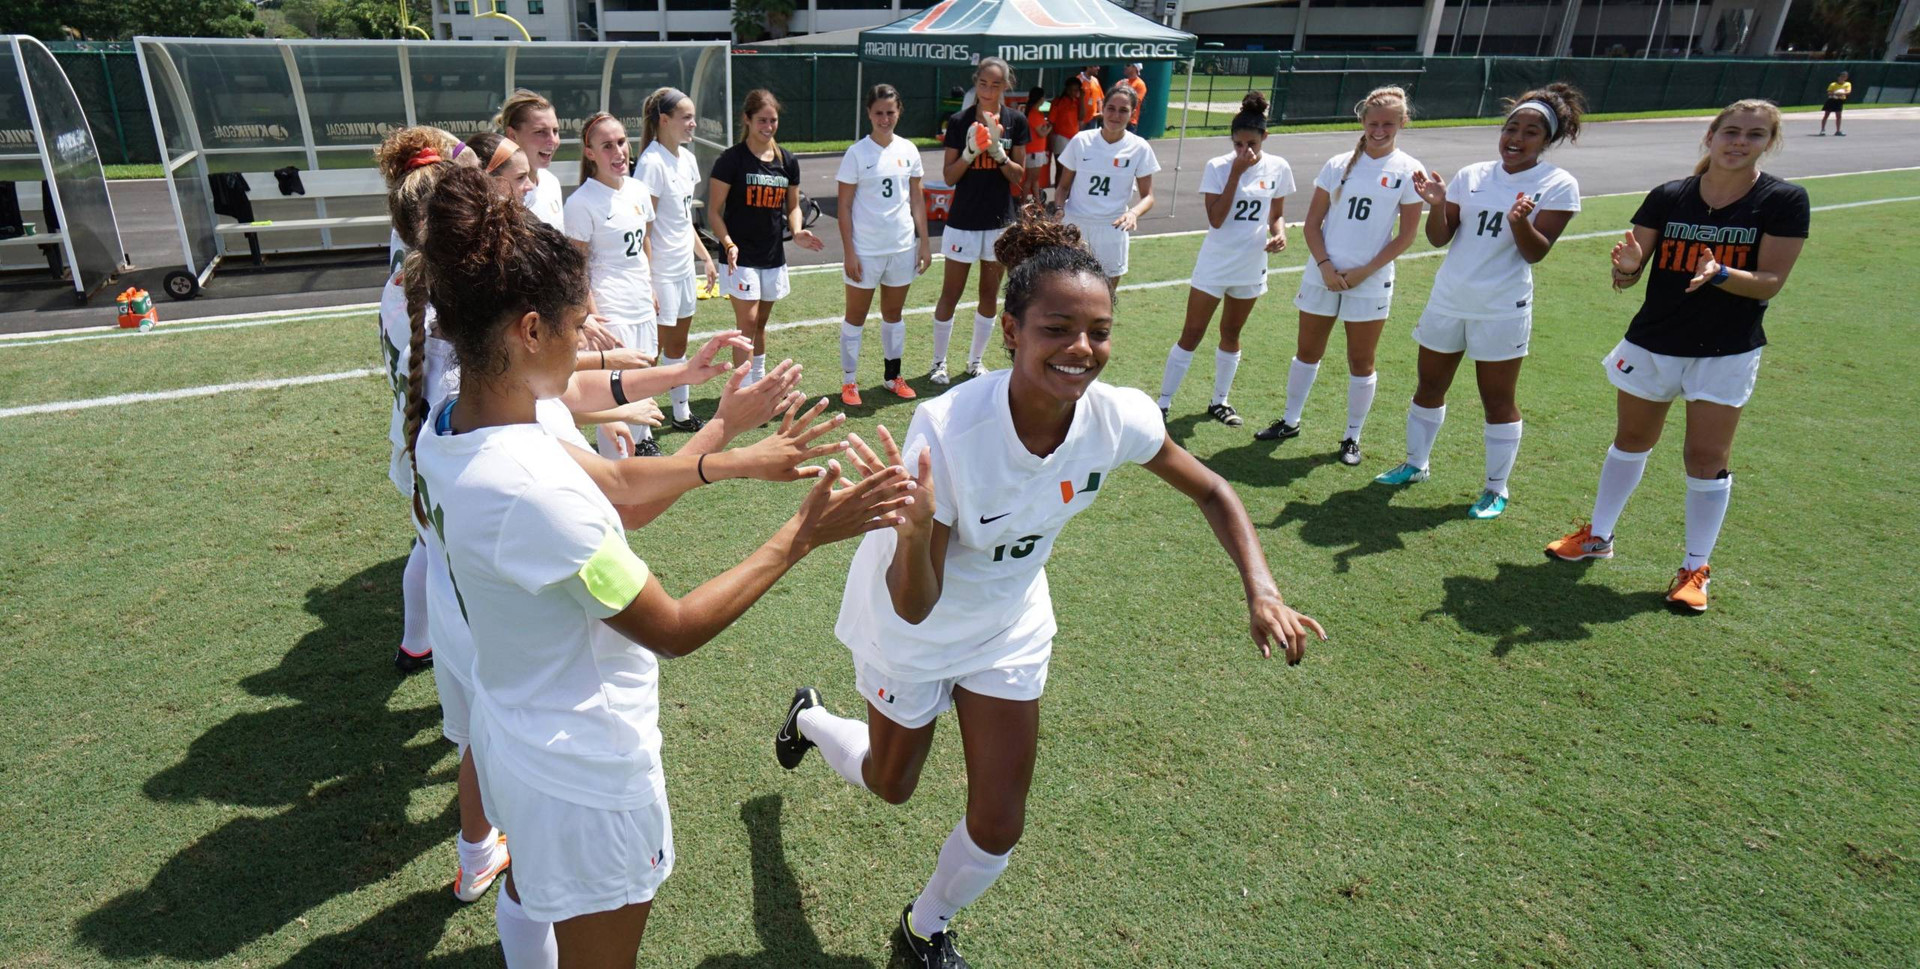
[45,44,1920,162]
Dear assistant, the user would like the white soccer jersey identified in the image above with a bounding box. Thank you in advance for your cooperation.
[1060,129,1161,223]
[525,168,565,230]
[1311,148,1424,296]
[414,399,661,811]
[416,398,590,695]
[1426,160,1581,319]
[387,230,407,274]
[1194,152,1295,286]
[835,369,1167,680]
[835,135,924,257]
[564,176,657,329]
[379,272,413,496]
[638,142,701,279]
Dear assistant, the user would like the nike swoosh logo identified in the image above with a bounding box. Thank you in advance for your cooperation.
[980,512,1012,523]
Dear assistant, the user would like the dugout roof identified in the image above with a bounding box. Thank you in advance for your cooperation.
[858,0,1195,68]
[135,38,729,281]
[1,35,129,299]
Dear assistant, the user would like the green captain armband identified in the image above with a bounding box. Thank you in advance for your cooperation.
[580,530,650,612]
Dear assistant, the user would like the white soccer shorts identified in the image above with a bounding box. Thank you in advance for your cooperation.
[1413,308,1534,361]
[1603,339,1762,408]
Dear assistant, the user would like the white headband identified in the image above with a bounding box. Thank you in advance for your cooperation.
[1508,99,1559,137]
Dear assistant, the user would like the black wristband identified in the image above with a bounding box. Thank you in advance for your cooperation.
[609,370,630,406]
[697,453,712,485]
[1316,258,1330,266]
[598,349,606,369]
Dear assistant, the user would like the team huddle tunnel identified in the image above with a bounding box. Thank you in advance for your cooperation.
[0,35,130,301]
[135,38,731,298]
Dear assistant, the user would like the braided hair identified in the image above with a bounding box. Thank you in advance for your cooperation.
[1331,86,1409,205]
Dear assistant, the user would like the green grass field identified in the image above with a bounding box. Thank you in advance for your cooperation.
[2,170,1915,968]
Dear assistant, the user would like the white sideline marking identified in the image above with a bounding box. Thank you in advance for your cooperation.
[0,369,380,419]
[4,192,1916,421]
[12,167,1914,347]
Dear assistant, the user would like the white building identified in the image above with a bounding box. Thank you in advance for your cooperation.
[428,0,928,43]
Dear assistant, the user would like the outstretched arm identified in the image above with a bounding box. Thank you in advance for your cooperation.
[1142,438,1325,663]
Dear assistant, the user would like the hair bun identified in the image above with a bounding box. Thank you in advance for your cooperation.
[993,203,1084,271]
[1240,91,1269,115]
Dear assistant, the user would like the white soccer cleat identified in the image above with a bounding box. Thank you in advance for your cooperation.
[453,833,510,903]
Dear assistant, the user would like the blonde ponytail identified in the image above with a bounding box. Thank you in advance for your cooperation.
[1331,86,1411,205]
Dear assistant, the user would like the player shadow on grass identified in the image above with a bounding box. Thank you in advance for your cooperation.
[276,888,503,967]
[1273,484,1462,573]
[76,555,459,962]
[696,794,877,969]
[1163,414,1329,492]
[1425,559,1670,656]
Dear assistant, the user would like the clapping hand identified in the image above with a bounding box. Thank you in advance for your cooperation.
[1410,169,1446,207]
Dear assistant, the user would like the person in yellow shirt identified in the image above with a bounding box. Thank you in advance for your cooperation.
[1121,63,1148,132]
[1820,71,1850,137]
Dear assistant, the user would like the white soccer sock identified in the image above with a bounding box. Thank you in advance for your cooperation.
[1157,344,1194,409]
[457,826,503,875]
[401,540,428,655]
[661,354,691,420]
[1282,357,1320,425]
[909,819,1011,939]
[839,322,864,384]
[1211,349,1241,407]
[1482,421,1523,497]
[1405,402,1446,470]
[931,316,954,367]
[881,320,907,361]
[636,421,653,442]
[1346,373,1378,443]
[1683,474,1732,571]
[749,353,766,387]
[495,888,557,968]
[594,424,628,458]
[968,312,995,365]
[796,706,871,791]
[1590,445,1650,540]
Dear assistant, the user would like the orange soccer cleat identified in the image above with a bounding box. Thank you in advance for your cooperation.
[1545,523,1613,562]
[884,377,917,399]
[840,383,863,407]
[1666,565,1711,612]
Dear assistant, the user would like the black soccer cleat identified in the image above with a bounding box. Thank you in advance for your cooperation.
[669,413,707,433]
[633,436,663,457]
[1206,403,1243,427]
[1338,438,1362,466]
[393,645,433,674]
[899,903,969,969]
[776,687,821,770]
[1254,419,1300,442]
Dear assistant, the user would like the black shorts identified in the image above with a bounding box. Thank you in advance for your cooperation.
[1823,98,1845,113]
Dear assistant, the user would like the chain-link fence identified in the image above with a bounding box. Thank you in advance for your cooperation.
[45,44,1920,165]
[1173,52,1920,128]
[50,43,156,166]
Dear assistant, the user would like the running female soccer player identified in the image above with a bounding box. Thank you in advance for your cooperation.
[835,83,932,406]
[1374,84,1585,520]
[931,56,1029,383]
[710,89,825,386]
[412,166,914,969]
[776,207,1325,969]
[1258,86,1424,466]
[377,125,474,674]
[1154,92,1292,426]
[1056,83,1160,285]
[636,86,722,434]
[564,113,661,457]
[1547,99,1808,612]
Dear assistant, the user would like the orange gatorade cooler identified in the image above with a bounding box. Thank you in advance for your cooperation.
[116,287,158,330]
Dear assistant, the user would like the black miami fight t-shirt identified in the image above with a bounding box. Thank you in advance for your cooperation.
[941,104,1029,232]
[712,142,800,269]
[1626,172,1810,357]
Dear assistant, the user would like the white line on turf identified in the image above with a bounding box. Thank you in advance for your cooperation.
[4,192,1916,420]
[12,168,1914,348]
[0,369,381,419]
